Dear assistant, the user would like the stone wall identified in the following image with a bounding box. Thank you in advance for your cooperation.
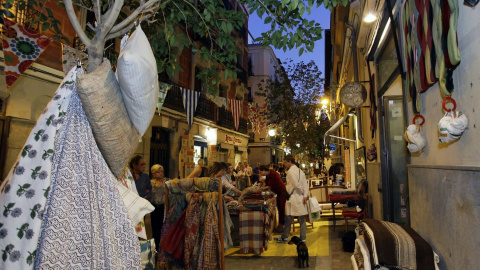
[408,165,480,269]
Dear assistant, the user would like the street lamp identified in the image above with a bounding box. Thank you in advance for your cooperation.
[268,129,276,136]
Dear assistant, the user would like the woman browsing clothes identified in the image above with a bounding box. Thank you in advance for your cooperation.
[150,164,168,253]
[259,165,287,233]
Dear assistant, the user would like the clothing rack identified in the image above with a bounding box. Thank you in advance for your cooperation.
[164,178,225,270]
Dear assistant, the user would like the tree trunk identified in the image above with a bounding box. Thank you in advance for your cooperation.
[87,42,105,73]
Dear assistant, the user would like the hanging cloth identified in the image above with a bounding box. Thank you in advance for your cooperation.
[34,89,140,269]
[1,18,52,88]
[197,194,220,269]
[0,67,77,269]
[229,99,243,131]
[184,194,202,270]
[160,209,187,260]
[181,88,201,128]
[157,82,171,113]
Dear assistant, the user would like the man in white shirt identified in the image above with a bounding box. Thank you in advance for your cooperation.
[274,155,309,243]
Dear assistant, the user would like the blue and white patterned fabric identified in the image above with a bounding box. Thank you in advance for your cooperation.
[0,67,77,269]
[34,88,140,269]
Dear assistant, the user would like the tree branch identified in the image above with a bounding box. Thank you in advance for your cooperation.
[93,0,102,25]
[63,0,91,48]
[110,0,162,33]
[99,0,126,40]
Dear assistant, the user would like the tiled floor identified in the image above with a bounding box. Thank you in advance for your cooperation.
[225,219,355,270]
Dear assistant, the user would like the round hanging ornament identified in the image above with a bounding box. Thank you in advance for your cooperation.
[339,82,367,107]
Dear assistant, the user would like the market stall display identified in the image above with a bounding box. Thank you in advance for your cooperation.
[160,177,227,269]
[237,185,277,255]
[352,219,440,270]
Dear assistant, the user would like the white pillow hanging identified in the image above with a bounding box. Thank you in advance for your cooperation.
[117,25,159,136]
[404,124,426,153]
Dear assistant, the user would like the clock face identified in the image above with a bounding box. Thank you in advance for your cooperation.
[340,82,367,107]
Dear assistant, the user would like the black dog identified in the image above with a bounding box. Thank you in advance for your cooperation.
[288,236,309,268]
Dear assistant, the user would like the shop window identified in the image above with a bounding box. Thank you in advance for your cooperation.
[377,34,399,89]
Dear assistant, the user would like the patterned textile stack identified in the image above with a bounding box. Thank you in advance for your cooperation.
[159,178,231,269]
[237,186,277,255]
[352,219,440,270]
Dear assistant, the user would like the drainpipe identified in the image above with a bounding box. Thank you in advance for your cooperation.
[345,23,365,144]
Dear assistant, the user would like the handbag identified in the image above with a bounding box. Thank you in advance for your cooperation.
[307,196,321,223]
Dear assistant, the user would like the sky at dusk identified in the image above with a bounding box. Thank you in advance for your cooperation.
[247,6,331,76]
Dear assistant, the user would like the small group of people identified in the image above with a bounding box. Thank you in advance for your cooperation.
[127,153,311,254]
[128,155,167,253]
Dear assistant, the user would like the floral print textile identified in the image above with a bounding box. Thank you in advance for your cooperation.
[34,90,140,269]
[2,18,51,88]
[0,67,77,269]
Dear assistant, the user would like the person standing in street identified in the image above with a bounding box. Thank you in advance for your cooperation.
[130,155,152,200]
[150,164,168,252]
[251,162,261,184]
[275,155,309,243]
[259,165,287,233]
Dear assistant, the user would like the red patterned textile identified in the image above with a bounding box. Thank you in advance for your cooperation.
[184,194,201,270]
[198,198,220,269]
[2,19,51,88]
[160,209,187,260]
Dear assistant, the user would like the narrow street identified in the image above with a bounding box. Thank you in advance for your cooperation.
[225,220,353,270]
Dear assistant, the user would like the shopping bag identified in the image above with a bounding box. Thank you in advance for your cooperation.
[139,239,156,270]
[307,196,321,223]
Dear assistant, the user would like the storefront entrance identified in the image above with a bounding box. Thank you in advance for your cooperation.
[379,94,409,225]
[150,127,170,177]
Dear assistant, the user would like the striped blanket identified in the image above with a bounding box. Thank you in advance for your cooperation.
[238,199,276,255]
[360,219,435,270]
[239,211,265,255]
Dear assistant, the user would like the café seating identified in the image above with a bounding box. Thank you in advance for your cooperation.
[341,193,368,232]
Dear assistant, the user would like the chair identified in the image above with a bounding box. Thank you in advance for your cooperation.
[291,216,314,232]
[342,193,368,232]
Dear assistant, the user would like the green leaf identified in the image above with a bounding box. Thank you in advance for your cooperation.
[22,184,31,189]
[30,210,36,219]
[41,23,50,32]
[291,0,299,10]
[282,0,289,8]
[17,230,24,239]
[299,47,305,56]
[7,203,15,208]
[2,251,7,262]
[2,2,12,9]
[35,166,41,172]
[264,16,272,24]
[46,8,53,17]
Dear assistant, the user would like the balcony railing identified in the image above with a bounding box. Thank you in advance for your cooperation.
[195,94,216,122]
[163,83,185,112]
[161,81,248,134]
[217,106,235,129]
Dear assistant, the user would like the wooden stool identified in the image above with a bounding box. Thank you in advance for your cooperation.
[291,216,314,232]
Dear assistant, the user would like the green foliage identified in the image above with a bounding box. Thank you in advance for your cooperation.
[1,0,70,43]
[1,0,343,94]
[240,0,342,53]
[258,59,328,159]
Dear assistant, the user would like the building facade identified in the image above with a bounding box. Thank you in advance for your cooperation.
[247,44,284,166]
[328,0,480,268]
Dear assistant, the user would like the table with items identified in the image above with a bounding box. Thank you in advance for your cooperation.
[226,185,277,255]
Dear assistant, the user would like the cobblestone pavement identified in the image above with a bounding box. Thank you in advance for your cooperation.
[225,222,355,270]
